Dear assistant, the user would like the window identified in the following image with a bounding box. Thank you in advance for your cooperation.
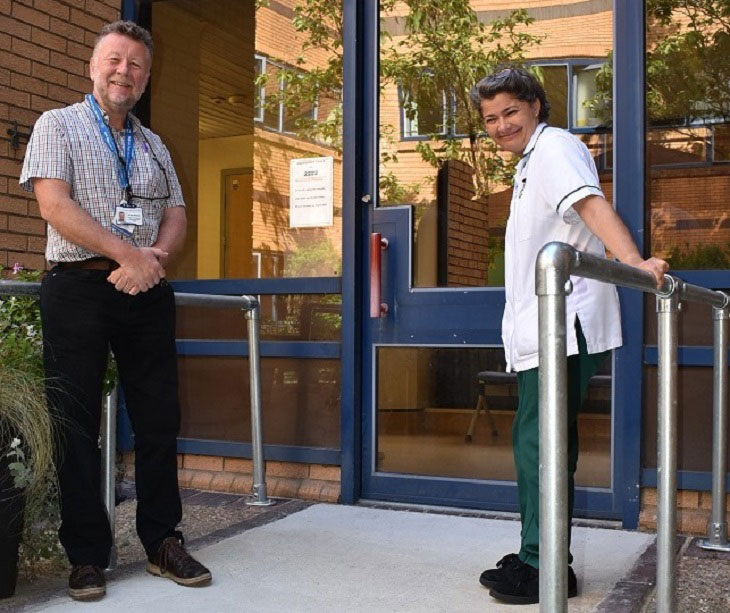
[398,60,608,140]
[254,55,316,134]
[401,87,448,138]
[530,60,608,131]
[254,56,265,122]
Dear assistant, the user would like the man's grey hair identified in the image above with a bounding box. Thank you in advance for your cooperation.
[93,20,154,57]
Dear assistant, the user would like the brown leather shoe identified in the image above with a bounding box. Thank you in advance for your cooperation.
[68,565,106,601]
[146,536,212,587]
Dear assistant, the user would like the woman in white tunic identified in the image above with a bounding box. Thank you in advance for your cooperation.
[470,67,668,605]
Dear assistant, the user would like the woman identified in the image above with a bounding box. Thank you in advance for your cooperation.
[469,67,667,605]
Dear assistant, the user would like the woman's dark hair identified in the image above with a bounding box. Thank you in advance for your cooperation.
[469,66,550,123]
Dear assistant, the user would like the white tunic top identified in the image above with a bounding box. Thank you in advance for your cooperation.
[502,123,623,372]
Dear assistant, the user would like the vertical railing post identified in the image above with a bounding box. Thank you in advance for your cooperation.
[699,301,730,552]
[536,244,572,613]
[656,292,680,613]
[244,300,274,506]
[100,384,118,570]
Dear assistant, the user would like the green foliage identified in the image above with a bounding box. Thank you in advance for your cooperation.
[0,267,43,378]
[284,239,340,277]
[256,1,539,202]
[666,242,730,269]
[589,1,730,125]
[381,4,542,196]
[255,0,344,151]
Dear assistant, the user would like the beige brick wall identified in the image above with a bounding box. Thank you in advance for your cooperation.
[124,452,341,503]
[0,0,119,270]
[639,488,730,535]
[443,159,490,287]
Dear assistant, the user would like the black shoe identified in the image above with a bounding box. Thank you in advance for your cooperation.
[147,535,212,587]
[68,565,106,601]
[489,563,578,604]
[479,553,523,589]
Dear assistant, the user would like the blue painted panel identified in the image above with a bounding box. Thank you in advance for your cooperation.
[642,469,730,491]
[612,0,646,530]
[175,340,341,359]
[644,345,728,367]
[671,270,730,289]
[339,0,370,504]
[121,0,134,21]
[170,277,341,295]
[177,438,340,465]
[364,474,615,518]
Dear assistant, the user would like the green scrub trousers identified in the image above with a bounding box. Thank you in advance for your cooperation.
[513,320,609,569]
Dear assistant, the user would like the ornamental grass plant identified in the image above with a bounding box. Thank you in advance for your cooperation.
[0,265,66,579]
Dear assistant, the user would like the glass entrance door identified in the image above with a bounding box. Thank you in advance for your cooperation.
[360,1,618,517]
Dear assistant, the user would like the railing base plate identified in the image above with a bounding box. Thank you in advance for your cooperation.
[697,539,730,552]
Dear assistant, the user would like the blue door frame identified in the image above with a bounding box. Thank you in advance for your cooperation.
[341,0,649,526]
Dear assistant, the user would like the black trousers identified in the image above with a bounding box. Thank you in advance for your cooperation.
[41,268,182,567]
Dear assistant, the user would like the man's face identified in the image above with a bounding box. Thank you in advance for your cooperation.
[480,92,540,155]
[89,33,151,117]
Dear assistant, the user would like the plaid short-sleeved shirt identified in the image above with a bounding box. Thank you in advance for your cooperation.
[19,97,185,263]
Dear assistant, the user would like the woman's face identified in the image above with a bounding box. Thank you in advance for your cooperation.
[480,92,541,155]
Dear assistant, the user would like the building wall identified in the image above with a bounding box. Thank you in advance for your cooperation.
[0,0,120,271]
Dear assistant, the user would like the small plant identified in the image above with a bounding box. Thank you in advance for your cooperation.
[666,242,730,270]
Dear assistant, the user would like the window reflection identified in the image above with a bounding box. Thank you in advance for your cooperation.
[376,347,612,487]
[148,0,343,280]
[379,2,615,287]
[645,1,730,268]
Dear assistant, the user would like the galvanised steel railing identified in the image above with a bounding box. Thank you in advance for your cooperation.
[0,280,274,571]
[535,242,729,612]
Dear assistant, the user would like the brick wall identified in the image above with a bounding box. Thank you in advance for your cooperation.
[0,0,119,271]
[640,488,730,536]
[122,452,341,503]
[440,159,490,287]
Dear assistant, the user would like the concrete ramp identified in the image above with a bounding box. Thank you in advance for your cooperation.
[30,503,653,612]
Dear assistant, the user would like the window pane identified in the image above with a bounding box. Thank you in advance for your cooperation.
[646,2,730,268]
[713,124,730,162]
[379,3,614,287]
[540,65,568,129]
[254,56,264,122]
[376,347,612,487]
[179,356,340,447]
[402,87,446,137]
[262,61,283,131]
[282,74,316,133]
[176,294,342,341]
[573,65,603,128]
[148,0,343,280]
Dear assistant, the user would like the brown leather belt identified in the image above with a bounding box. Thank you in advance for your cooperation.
[55,257,119,271]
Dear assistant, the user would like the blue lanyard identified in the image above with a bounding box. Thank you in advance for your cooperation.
[86,94,134,198]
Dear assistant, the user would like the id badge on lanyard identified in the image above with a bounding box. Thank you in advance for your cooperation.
[86,95,142,239]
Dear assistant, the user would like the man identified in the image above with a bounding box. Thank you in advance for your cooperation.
[469,67,668,605]
[20,21,211,601]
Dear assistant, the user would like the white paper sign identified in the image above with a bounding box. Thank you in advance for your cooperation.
[289,156,334,228]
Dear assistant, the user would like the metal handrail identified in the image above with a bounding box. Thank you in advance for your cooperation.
[535,242,729,612]
[0,279,274,571]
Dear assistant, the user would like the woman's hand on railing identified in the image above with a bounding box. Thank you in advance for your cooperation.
[627,256,670,288]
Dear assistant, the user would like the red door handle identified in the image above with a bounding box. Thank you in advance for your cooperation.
[370,232,389,318]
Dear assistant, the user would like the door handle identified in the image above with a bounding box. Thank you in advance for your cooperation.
[370,232,389,318]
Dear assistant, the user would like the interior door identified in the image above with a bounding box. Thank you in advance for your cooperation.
[223,169,254,278]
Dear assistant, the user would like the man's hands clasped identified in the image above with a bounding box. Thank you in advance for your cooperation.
[107,246,168,295]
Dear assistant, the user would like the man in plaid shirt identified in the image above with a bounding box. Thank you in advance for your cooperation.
[20,20,211,601]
